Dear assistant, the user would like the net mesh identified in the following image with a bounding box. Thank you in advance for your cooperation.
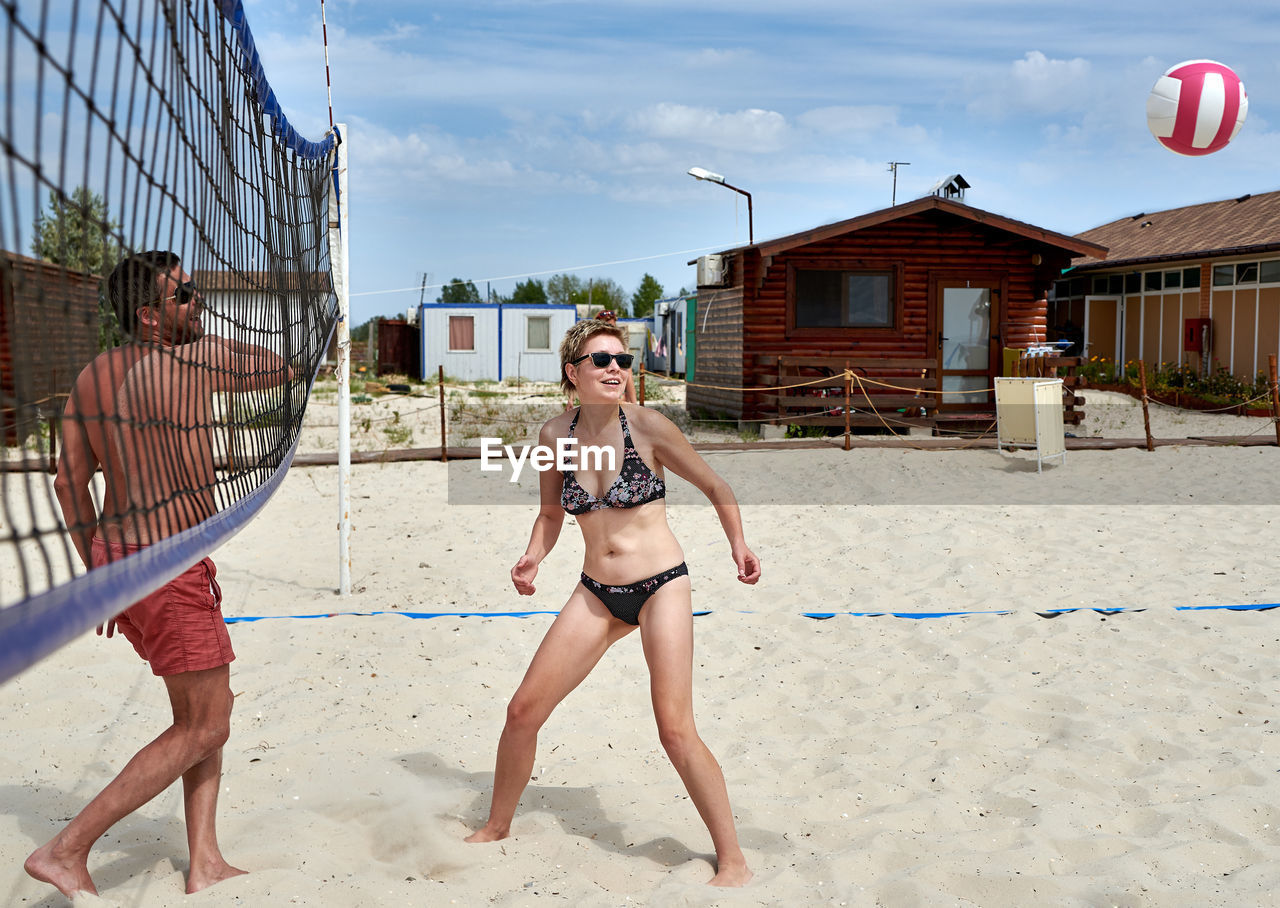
[0,0,340,681]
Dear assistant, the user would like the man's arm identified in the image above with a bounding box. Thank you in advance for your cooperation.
[200,335,294,392]
[52,393,99,570]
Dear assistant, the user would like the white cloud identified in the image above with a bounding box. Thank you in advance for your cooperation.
[347,116,598,200]
[626,103,789,151]
[684,47,753,67]
[966,51,1093,118]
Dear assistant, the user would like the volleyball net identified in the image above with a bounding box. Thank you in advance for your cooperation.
[0,0,341,681]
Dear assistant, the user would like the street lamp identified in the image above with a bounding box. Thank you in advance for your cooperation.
[688,166,753,244]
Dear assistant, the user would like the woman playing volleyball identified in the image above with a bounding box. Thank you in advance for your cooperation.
[465,319,759,887]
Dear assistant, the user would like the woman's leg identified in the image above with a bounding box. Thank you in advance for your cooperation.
[467,586,634,842]
[639,579,752,887]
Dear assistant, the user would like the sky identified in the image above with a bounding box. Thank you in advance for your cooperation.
[238,0,1280,325]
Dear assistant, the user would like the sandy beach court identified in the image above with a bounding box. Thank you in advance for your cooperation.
[3,389,1279,905]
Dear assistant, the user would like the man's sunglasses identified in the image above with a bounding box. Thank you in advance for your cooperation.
[570,351,634,369]
[162,281,200,305]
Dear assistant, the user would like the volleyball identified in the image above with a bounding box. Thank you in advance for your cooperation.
[1146,59,1247,156]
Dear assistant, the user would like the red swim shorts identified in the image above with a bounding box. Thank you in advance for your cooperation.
[91,537,235,676]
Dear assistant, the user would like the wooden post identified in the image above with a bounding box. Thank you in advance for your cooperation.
[438,364,447,462]
[639,365,646,406]
[1138,360,1154,452]
[1270,354,1279,447]
[843,365,851,451]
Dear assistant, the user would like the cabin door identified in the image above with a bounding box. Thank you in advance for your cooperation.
[937,281,999,410]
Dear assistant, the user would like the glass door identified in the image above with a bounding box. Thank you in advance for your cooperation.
[938,283,997,408]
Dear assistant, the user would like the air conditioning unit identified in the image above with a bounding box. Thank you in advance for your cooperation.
[696,254,726,288]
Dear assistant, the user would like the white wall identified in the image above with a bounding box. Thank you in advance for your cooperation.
[500,306,576,382]
[421,305,500,381]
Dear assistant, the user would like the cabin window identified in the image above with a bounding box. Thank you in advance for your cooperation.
[448,315,475,351]
[794,269,895,328]
[1260,260,1280,283]
[525,315,551,351]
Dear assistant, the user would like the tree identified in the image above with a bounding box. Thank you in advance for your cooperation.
[439,278,481,303]
[545,273,583,306]
[545,273,626,312]
[31,185,125,274]
[575,278,626,312]
[630,273,665,319]
[510,278,548,305]
[31,185,127,348]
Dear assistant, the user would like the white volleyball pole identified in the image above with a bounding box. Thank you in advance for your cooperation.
[330,123,352,596]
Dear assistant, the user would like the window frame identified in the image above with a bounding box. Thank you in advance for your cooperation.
[524,314,552,352]
[786,259,905,338]
[446,314,476,352]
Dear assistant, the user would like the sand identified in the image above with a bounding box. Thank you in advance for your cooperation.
[2,383,1279,905]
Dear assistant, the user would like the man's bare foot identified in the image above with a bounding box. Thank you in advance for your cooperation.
[464,825,509,843]
[709,860,753,887]
[186,859,247,894]
[24,839,97,899]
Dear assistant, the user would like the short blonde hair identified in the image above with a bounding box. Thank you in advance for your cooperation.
[559,319,628,394]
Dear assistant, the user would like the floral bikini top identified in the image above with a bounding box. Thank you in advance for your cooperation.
[560,407,666,515]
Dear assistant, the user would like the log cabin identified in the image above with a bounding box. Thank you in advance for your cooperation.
[686,195,1107,431]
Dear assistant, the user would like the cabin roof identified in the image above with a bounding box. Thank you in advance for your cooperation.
[704,196,1107,261]
[1070,189,1280,272]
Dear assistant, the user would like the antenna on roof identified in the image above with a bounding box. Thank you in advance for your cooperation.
[888,161,910,205]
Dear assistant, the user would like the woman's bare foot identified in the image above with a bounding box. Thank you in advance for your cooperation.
[709,859,753,887]
[24,838,97,899]
[186,859,247,894]
[464,825,509,844]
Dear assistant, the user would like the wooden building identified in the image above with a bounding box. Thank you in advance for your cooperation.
[1057,190,1280,380]
[686,196,1106,426]
[1,252,102,445]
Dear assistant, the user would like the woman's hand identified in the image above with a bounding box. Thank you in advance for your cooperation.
[511,554,540,595]
[733,545,761,585]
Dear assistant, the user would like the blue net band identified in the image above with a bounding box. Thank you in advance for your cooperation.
[0,430,301,685]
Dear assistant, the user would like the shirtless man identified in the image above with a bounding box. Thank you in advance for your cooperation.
[25,251,291,899]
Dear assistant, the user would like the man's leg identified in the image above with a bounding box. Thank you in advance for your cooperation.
[24,664,235,899]
[170,666,246,893]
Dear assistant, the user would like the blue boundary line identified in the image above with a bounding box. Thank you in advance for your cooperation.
[219,605,1280,625]
[228,610,714,623]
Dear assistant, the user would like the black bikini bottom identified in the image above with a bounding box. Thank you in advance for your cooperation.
[579,562,689,625]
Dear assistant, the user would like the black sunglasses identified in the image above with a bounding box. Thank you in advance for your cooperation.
[571,351,634,369]
[162,280,199,305]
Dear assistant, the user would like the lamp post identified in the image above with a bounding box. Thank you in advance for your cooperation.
[688,167,753,245]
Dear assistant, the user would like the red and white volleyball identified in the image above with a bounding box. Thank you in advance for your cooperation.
[1146,60,1247,156]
